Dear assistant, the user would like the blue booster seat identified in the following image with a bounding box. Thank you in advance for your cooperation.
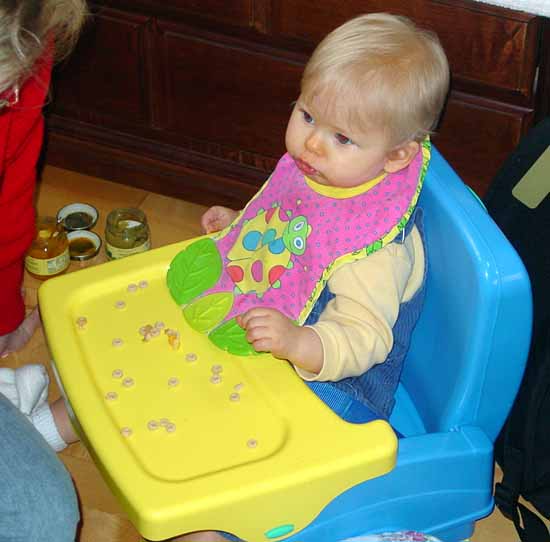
[297,147,532,541]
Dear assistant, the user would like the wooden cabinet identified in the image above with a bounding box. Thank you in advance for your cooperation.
[46,0,550,206]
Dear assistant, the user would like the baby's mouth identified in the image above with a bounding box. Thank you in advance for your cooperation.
[295,158,318,177]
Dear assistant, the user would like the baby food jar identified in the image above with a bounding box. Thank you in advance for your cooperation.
[25,216,70,279]
[105,208,151,260]
[57,202,99,232]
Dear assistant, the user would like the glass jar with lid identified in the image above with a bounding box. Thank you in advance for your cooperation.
[25,216,70,279]
[105,208,151,260]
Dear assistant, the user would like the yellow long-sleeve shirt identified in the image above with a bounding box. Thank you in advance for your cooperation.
[295,225,425,382]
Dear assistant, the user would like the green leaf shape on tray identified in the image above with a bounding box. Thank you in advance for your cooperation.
[183,292,234,333]
[209,318,257,356]
[167,238,222,305]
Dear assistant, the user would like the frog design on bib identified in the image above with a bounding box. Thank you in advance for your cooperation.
[166,203,312,355]
[226,205,311,297]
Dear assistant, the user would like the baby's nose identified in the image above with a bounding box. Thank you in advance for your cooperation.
[305,131,324,155]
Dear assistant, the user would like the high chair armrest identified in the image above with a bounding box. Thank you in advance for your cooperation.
[280,426,494,542]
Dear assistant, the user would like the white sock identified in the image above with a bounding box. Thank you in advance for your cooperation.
[15,364,49,415]
[0,364,67,450]
[30,403,67,451]
[0,364,49,414]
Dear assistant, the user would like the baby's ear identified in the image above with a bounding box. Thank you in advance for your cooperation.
[384,141,420,174]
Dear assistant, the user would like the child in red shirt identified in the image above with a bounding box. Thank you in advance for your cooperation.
[0,2,87,540]
[0,50,52,357]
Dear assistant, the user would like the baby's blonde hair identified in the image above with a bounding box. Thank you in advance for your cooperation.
[0,0,87,95]
[301,13,450,146]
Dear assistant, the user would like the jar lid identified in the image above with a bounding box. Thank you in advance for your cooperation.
[67,230,102,261]
[57,203,99,231]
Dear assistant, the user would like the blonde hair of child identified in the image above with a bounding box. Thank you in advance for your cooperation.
[301,13,450,147]
[0,0,87,95]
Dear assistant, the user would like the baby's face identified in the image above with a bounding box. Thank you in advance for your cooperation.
[285,94,393,189]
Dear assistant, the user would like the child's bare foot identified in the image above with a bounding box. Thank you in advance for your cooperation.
[0,306,41,358]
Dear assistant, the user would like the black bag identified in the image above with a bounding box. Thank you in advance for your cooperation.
[483,117,550,542]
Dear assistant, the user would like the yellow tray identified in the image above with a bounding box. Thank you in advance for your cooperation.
[39,239,397,541]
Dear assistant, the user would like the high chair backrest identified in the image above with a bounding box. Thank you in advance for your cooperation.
[399,148,532,442]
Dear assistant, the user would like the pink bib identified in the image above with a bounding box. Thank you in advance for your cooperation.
[167,141,430,355]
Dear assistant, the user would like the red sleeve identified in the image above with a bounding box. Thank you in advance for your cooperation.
[0,49,53,334]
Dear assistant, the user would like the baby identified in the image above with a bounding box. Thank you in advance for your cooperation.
[169,13,449,539]
[0,12,449,542]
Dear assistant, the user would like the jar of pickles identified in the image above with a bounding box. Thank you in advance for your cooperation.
[105,208,151,260]
[25,216,70,279]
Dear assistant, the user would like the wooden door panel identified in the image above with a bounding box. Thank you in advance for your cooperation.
[155,23,304,159]
[436,92,531,194]
[52,8,152,127]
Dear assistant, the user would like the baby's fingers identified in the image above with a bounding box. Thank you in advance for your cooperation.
[200,216,215,233]
[244,320,269,342]
[249,335,272,353]
[201,207,224,233]
[238,308,270,330]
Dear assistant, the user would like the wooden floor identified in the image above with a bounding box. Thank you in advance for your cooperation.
[6,165,524,541]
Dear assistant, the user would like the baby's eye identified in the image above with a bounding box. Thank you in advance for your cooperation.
[301,109,314,125]
[335,133,353,145]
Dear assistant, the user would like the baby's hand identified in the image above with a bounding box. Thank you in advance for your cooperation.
[236,308,301,360]
[238,308,324,373]
[200,206,238,234]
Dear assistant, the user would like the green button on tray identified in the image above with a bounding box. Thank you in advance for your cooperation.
[265,524,295,539]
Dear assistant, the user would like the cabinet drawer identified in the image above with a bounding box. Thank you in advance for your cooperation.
[271,0,539,100]
[53,8,151,126]
[154,23,302,159]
